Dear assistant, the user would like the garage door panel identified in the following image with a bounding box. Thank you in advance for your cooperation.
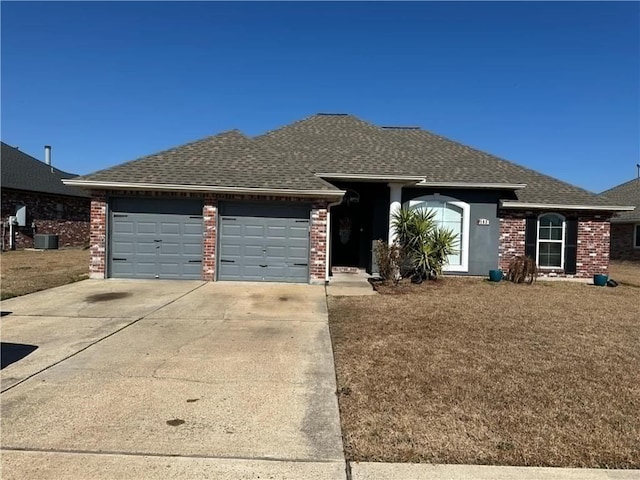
[244,225,266,238]
[135,242,158,255]
[159,243,180,255]
[266,225,286,239]
[289,226,309,238]
[218,203,310,282]
[184,223,203,235]
[136,222,157,234]
[160,222,180,235]
[113,221,134,234]
[112,242,134,255]
[183,244,203,256]
[110,200,203,279]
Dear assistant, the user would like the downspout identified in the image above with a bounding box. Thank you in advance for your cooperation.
[325,198,343,283]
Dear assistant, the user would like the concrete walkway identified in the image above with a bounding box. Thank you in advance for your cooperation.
[350,462,639,479]
[1,280,345,479]
[326,271,377,296]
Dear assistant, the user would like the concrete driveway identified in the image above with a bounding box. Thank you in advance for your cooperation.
[1,280,345,479]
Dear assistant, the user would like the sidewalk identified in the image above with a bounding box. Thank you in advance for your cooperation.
[350,462,639,479]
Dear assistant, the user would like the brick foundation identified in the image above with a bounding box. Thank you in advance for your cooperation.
[499,210,611,278]
[610,223,640,262]
[1,188,90,249]
[87,190,331,282]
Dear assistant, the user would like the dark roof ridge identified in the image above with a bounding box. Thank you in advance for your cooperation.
[254,113,377,140]
[600,176,640,195]
[380,126,421,130]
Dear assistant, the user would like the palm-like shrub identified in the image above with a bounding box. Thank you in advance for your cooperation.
[391,207,458,281]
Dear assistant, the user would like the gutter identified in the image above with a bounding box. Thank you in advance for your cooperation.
[500,200,636,212]
[62,179,346,198]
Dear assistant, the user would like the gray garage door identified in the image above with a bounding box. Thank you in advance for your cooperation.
[218,202,310,282]
[109,198,203,279]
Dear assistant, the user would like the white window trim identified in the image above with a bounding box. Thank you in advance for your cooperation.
[408,196,470,273]
[634,224,640,249]
[536,213,565,269]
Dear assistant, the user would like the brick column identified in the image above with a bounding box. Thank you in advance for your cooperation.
[89,191,107,279]
[202,195,218,281]
[576,217,610,277]
[498,214,526,271]
[310,205,328,283]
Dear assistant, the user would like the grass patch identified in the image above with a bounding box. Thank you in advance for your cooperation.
[610,261,640,288]
[329,272,640,468]
[1,248,89,300]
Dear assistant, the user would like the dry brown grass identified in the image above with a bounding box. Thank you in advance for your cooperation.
[329,275,640,468]
[609,261,640,288]
[0,248,89,300]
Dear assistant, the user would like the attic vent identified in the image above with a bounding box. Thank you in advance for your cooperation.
[316,113,349,116]
[381,126,421,130]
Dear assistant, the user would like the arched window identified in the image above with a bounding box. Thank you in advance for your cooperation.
[408,195,470,272]
[537,213,565,268]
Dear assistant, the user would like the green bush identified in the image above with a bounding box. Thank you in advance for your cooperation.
[391,207,458,281]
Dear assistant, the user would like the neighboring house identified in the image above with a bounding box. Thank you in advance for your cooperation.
[1,142,90,249]
[64,114,633,282]
[600,178,640,262]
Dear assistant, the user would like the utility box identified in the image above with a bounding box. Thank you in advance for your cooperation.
[34,234,59,250]
[15,205,27,226]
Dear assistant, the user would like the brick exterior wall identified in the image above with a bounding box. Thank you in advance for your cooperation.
[1,188,90,249]
[576,218,610,276]
[610,223,640,262]
[498,213,526,272]
[89,191,107,279]
[87,190,331,283]
[498,210,611,278]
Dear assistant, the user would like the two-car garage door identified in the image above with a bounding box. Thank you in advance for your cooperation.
[108,198,310,283]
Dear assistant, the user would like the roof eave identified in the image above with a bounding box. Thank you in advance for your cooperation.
[610,216,640,223]
[315,173,424,184]
[500,200,636,212]
[416,181,527,190]
[62,179,345,198]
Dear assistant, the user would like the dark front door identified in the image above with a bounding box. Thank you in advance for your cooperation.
[331,201,363,266]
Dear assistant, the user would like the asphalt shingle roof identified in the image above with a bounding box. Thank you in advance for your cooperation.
[1,142,88,198]
[256,114,621,207]
[600,178,640,221]
[78,131,337,192]
[73,114,631,209]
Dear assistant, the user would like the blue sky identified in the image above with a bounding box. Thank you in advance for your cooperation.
[2,1,638,193]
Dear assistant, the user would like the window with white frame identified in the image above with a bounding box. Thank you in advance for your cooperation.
[408,195,470,272]
[537,213,565,268]
[634,224,640,248]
